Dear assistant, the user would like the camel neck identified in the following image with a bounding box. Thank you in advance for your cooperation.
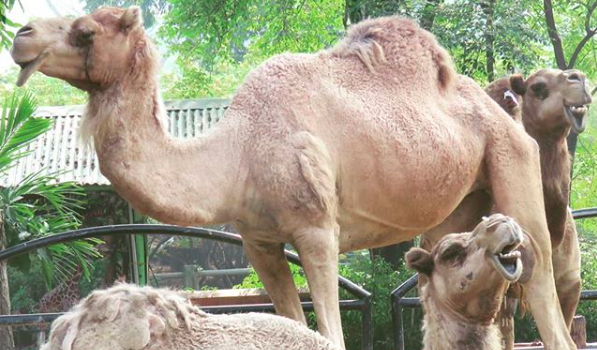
[523,122,571,244]
[87,81,245,226]
[421,295,501,350]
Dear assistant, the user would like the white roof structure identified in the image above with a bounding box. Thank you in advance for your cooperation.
[1,98,230,187]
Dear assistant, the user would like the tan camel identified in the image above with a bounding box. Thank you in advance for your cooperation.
[491,70,587,349]
[10,7,579,349]
[407,214,527,350]
[422,69,590,349]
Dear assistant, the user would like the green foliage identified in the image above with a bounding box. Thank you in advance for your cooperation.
[0,0,19,51]
[235,262,308,289]
[432,0,549,82]
[0,91,100,289]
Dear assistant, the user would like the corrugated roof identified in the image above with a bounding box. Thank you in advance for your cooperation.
[1,98,230,187]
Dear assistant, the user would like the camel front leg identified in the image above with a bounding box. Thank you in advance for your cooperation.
[488,135,576,350]
[243,239,307,324]
[553,212,581,329]
[294,225,345,349]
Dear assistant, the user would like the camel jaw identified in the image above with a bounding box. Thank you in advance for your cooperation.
[564,104,588,133]
[14,50,49,87]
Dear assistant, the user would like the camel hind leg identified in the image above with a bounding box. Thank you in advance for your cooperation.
[486,129,576,350]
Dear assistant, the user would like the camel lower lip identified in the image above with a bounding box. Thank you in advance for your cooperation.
[490,252,522,282]
[565,105,587,133]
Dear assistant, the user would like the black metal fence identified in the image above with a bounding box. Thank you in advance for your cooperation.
[391,207,597,350]
[0,224,373,350]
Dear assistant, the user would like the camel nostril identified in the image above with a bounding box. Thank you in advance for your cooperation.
[567,72,582,82]
[16,26,34,37]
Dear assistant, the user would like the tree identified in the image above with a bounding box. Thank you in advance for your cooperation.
[85,0,168,28]
[542,0,597,159]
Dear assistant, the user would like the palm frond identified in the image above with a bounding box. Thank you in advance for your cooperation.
[0,92,52,171]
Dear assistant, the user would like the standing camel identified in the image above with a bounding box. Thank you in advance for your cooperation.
[422,69,591,349]
[10,7,579,349]
[487,71,588,349]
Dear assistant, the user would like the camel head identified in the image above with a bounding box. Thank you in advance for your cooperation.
[10,6,149,91]
[407,214,527,323]
[515,69,592,134]
[485,75,525,122]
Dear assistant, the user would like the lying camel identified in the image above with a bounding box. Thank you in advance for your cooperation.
[10,7,578,349]
[487,70,587,349]
[40,284,339,350]
[407,214,526,350]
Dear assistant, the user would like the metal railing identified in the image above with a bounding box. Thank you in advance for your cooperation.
[391,207,597,350]
[0,224,373,350]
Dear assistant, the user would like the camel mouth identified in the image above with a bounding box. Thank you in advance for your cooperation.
[489,240,523,282]
[15,50,49,87]
[564,104,588,133]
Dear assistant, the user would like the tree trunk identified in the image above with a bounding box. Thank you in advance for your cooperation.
[0,211,15,350]
[370,240,414,270]
[344,0,366,27]
[543,0,568,69]
[481,0,495,82]
[420,0,443,31]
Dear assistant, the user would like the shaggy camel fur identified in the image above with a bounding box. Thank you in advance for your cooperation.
[40,284,339,350]
[11,7,578,349]
[489,70,589,350]
[407,214,526,350]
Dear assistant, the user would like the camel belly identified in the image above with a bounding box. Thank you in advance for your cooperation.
[335,126,484,251]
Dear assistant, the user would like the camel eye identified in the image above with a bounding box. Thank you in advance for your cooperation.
[439,243,466,266]
[530,82,549,100]
[72,29,95,47]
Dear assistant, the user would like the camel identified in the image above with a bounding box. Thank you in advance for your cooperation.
[407,214,527,350]
[10,7,579,349]
[40,284,340,350]
[490,70,587,349]
[422,69,591,349]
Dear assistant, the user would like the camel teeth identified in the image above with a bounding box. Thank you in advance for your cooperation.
[498,251,521,259]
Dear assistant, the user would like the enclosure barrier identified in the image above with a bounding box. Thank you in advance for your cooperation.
[391,207,597,350]
[0,225,373,350]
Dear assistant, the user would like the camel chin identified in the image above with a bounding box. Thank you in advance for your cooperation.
[15,50,48,87]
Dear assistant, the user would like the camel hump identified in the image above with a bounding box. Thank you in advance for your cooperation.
[293,132,336,214]
[330,16,456,91]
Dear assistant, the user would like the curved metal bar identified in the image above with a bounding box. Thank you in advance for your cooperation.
[572,207,597,220]
[0,224,371,299]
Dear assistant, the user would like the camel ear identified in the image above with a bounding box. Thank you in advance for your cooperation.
[510,74,527,96]
[148,314,166,337]
[517,237,536,284]
[121,6,143,32]
[406,248,434,276]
